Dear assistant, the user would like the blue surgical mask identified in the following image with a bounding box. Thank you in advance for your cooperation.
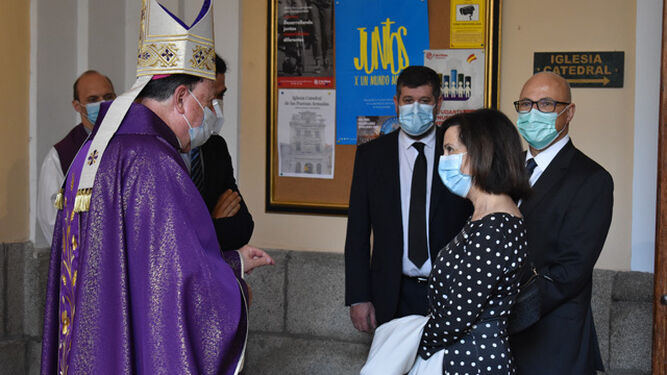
[84,102,102,125]
[182,90,218,149]
[516,106,569,150]
[398,102,435,137]
[438,153,472,198]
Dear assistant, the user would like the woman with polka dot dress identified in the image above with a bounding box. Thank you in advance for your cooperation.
[360,109,532,375]
[410,109,532,374]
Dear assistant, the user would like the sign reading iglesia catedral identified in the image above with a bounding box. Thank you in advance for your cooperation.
[533,51,624,88]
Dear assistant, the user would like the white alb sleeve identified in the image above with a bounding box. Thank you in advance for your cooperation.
[37,147,65,245]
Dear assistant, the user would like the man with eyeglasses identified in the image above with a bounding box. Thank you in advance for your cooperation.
[184,54,255,254]
[509,71,614,375]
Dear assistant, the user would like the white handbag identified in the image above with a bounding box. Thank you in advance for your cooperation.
[361,315,435,375]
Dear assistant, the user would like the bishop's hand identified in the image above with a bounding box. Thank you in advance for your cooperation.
[239,245,275,274]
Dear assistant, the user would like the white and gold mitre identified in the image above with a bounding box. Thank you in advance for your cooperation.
[61,0,216,213]
[136,0,215,80]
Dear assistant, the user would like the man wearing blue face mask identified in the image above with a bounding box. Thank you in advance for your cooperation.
[345,66,472,333]
[509,71,613,375]
[37,70,116,245]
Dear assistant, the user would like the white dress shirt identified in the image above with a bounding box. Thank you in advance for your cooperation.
[398,129,436,277]
[525,135,571,187]
[37,147,65,245]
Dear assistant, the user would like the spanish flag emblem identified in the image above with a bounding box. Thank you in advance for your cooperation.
[466,54,477,63]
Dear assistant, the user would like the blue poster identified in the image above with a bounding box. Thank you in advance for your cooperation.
[335,0,430,144]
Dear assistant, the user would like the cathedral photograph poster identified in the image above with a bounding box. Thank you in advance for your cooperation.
[277,89,336,179]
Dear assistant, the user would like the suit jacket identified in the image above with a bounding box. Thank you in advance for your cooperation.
[510,140,613,375]
[344,127,472,325]
[199,135,254,251]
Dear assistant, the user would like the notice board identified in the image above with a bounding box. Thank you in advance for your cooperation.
[267,0,501,214]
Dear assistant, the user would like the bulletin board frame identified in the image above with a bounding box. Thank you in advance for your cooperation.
[266,0,502,215]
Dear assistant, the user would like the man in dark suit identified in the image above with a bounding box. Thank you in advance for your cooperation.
[188,55,254,252]
[510,71,613,374]
[345,66,472,332]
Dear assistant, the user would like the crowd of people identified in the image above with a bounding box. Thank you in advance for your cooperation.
[350,67,613,375]
[36,1,613,374]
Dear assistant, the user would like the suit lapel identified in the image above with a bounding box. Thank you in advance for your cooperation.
[382,131,403,236]
[520,140,576,218]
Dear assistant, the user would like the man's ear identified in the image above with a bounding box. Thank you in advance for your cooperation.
[435,95,443,114]
[393,95,399,114]
[173,85,189,114]
[565,102,576,123]
[72,99,82,113]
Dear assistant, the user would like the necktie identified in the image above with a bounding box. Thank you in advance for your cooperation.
[190,147,204,194]
[409,142,428,268]
[525,158,538,180]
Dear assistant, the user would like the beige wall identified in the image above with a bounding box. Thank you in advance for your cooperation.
[240,0,638,270]
[0,0,30,242]
[499,0,636,270]
[240,1,348,253]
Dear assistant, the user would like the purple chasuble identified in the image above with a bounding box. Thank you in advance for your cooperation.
[54,123,90,174]
[41,102,248,375]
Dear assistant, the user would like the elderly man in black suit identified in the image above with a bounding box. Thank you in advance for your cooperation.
[344,66,472,332]
[509,71,614,374]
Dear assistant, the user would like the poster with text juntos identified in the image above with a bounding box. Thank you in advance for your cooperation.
[424,49,485,123]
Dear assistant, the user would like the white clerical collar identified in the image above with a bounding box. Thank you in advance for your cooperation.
[398,127,436,151]
[525,134,570,173]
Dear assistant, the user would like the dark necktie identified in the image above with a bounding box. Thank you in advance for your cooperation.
[409,142,428,268]
[525,158,538,180]
[190,147,204,194]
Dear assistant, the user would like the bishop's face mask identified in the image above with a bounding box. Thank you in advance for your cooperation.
[516,105,569,150]
[182,90,218,149]
[398,102,435,137]
[438,152,472,198]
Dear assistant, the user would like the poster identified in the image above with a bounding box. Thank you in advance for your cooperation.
[334,0,429,145]
[277,0,334,89]
[450,0,485,49]
[424,49,485,122]
[356,115,399,145]
[278,89,336,179]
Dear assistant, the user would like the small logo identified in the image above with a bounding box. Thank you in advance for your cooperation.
[466,54,477,63]
[87,150,99,166]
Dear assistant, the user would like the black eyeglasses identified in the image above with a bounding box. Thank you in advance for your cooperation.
[513,98,570,113]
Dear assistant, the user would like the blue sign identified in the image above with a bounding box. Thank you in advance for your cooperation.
[335,0,430,144]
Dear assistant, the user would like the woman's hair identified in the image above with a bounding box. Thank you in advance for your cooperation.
[442,108,531,200]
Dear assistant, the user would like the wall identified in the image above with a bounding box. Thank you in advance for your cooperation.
[13,0,658,269]
[240,0,645,270]
[240,0,349,253]
[33,0,78,246]
[499,0,637,270]
[631,0,662,272]
[0,0,30,242]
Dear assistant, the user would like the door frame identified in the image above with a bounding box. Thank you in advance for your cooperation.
[652,1,667,373]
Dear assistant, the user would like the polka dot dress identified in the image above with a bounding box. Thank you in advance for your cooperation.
[418,213,527,375]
